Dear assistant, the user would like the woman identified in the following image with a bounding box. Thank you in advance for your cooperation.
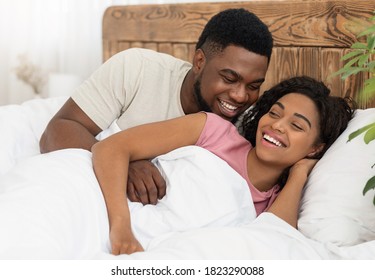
[92,76,353,255]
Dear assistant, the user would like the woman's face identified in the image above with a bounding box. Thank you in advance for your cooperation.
[255,93,323,168]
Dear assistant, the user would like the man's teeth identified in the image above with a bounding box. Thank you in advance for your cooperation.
[263,134,284,147]
[219,100,237,111]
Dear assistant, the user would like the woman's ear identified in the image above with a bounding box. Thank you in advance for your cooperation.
[192,48,206,74]
[306,143,325,158]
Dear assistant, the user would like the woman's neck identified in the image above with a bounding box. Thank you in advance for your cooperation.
[247,148,284,192]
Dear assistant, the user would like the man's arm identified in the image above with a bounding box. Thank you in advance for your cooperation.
[40,97,166,204]
[39,98,102,153]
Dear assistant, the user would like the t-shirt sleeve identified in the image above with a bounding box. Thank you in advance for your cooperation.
[196,113,238,151]
[71,49,143,130]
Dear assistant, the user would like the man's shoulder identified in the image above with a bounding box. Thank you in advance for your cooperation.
[115,48,191,67]
[116,47,175,59]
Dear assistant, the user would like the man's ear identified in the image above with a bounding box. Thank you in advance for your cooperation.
[192,48,206,74]
[307,143,325,158]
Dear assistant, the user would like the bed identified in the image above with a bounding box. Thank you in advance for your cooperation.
[0,0,375,260]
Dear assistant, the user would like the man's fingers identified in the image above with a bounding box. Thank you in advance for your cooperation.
[134,182,150,205]
[152,172,167,199]
[127,182,142,203]
[138,175,158,204]
[127,160,167,204]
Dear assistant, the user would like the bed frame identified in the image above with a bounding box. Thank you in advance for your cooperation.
[102,0,375,109]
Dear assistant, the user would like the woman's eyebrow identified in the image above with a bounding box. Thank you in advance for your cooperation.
[274,101,312,128]
[295,113,311,128]
[275,101,284,109]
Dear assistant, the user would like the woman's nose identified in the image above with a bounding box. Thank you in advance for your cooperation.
[271,119,285,133]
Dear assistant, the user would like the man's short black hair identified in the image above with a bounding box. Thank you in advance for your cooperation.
[196,8,273,60]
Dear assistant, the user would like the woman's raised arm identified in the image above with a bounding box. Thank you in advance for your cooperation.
[91,112,207,255]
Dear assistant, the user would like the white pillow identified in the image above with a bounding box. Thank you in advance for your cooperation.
[0,96,67,176]
[298,108,375,246]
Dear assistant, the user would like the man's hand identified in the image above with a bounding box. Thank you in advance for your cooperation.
[127,160,166,205]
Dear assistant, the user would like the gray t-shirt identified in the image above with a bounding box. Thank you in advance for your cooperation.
[72,48,191,131]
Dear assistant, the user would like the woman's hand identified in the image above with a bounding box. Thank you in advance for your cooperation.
[109,217,144,255]
[289,158,318,180]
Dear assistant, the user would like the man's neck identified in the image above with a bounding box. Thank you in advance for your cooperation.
[180,69,199,115]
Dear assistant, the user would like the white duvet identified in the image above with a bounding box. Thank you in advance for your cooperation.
[0,97,374,260]
[0,145,257,259]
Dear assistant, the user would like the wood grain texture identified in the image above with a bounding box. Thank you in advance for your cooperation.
[103,0,375,108]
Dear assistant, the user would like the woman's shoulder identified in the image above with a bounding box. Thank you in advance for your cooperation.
[199,112,239,138]
[204,112,233,124]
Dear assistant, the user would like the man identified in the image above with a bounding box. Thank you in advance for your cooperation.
[40,8,273,204]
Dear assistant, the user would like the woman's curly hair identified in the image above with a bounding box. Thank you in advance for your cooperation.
[241,76,355,187]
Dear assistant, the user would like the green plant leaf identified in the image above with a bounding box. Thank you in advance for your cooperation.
[342,56,362,68]
[364,124,375,144]
[368,61,375,70]
[367,35,375,50]
[363,76,375,88]
[358,54,370,67]
[347,123,374,142]
[341,67,365,79]
[363,175,375,196]
[363,78,375,96]
[330,68,347,78]
[358,25,375,37]
[340,50,364,61]
[364,76,375,84]
[351,42,368,49]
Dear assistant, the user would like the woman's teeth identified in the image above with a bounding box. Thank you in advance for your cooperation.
[263,134,284,147]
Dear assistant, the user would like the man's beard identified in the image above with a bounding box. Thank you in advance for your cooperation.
[193,79,212,112]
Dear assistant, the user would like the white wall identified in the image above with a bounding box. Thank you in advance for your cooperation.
[0,0,241,105]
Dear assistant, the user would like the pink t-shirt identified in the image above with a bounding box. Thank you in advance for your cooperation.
[195,112,280,216]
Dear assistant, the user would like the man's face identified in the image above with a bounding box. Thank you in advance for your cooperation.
[195,45,269,121]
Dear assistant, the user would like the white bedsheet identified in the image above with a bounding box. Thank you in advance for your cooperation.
[0,144,256,259]
[3,145,373,260]
[0,97,374,260]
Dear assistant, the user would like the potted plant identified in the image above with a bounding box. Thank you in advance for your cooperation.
[334,11,375,204]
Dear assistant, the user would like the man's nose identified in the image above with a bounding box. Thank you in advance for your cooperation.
[229,85,248,103]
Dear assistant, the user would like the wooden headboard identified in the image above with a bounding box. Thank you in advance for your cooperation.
[103,0,375,108]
